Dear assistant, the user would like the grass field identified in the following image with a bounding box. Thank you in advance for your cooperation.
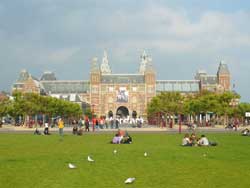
[1,132,250,188]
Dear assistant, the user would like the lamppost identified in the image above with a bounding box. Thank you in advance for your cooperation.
[178,114,182,134]
[178,101,184,134]
[230,97,239,130]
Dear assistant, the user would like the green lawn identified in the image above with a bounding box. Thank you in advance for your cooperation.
[0,132,250,188]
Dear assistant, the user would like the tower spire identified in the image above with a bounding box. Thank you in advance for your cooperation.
[100,50,112,74]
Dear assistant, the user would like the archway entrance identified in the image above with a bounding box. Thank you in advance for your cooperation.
[116,106,129,118]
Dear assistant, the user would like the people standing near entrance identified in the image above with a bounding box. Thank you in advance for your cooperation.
[92,116,96,132]
[110,116,114,129]
[105,116,109,129]
[58,118,64,136]
[95,117,99,130]
[115,117,119,129]
[99,116,104,129]
[85,116,90,132]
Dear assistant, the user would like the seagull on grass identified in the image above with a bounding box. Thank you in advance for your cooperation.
[87,155,94,162]
[68,163,77,169]
[124,177,135,184]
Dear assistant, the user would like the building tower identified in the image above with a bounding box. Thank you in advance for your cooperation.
[90,57,101,115]
[143,52,156,113]
[217,61,231,91]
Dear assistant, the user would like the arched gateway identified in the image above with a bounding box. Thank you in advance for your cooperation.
[116,106,129,118]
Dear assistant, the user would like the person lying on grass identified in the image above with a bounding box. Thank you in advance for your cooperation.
[241,128,250,136]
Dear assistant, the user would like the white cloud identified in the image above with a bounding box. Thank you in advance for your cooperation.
[98,3,250,54]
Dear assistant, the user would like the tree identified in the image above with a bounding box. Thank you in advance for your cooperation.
[147,92,184,125]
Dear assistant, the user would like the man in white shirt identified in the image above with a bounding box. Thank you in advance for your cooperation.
[198,135,209,146]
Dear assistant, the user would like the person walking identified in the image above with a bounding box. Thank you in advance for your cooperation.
[58,118,64,136]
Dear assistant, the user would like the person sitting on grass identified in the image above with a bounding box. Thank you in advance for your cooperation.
[241,128,250,136]
[34,128,41,135]
[182,133,192,146]
[72,124,78,135]
[190,133,198,146]
[198,135,209,146]
[122,135,132,144]
[44,122,50,135]
[112,134,122,144]
[198,134,218,146]
[77,128,83,136]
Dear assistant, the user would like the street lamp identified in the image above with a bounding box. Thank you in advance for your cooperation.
[178,114,182,134]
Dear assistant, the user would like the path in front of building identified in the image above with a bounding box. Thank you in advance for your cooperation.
[0,124,245,134]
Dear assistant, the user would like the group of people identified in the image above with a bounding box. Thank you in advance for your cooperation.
[80,116,144,132]
[182,133,217,146]
[34,122,51,135]
[111,129,132,144]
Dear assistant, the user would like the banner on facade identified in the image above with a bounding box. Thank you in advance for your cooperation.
[246,112,250,117]
[116,87,128,102]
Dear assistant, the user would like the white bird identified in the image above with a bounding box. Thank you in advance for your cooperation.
[144,152,148,157]
[113,149,117,154]
[68,163,76,169]
[124,177,135,184]
[87,155,94,162]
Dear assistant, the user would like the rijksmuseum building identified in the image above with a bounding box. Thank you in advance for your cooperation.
[12,51,231,118]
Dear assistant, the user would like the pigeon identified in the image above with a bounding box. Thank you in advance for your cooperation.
[144,152,148,157]
[124,177,135,184]
[113,149,117,154]
[87,155,94,162]
[68,163,76,169]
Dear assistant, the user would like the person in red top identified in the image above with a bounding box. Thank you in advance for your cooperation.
[92,117,96,132]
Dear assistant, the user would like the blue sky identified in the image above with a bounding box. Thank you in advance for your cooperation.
[0,0,249,101]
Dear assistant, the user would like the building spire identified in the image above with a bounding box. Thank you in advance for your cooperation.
[139,50,154,73]
[100,50,112,74]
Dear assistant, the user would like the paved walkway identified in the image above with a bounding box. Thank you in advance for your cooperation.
[0,124,246,134]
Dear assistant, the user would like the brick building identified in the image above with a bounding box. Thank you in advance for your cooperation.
[12,51,231,118]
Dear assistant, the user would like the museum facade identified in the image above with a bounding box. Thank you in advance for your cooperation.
[12,51,231,118]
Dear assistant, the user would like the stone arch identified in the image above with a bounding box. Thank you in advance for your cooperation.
[116,106,129,118]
